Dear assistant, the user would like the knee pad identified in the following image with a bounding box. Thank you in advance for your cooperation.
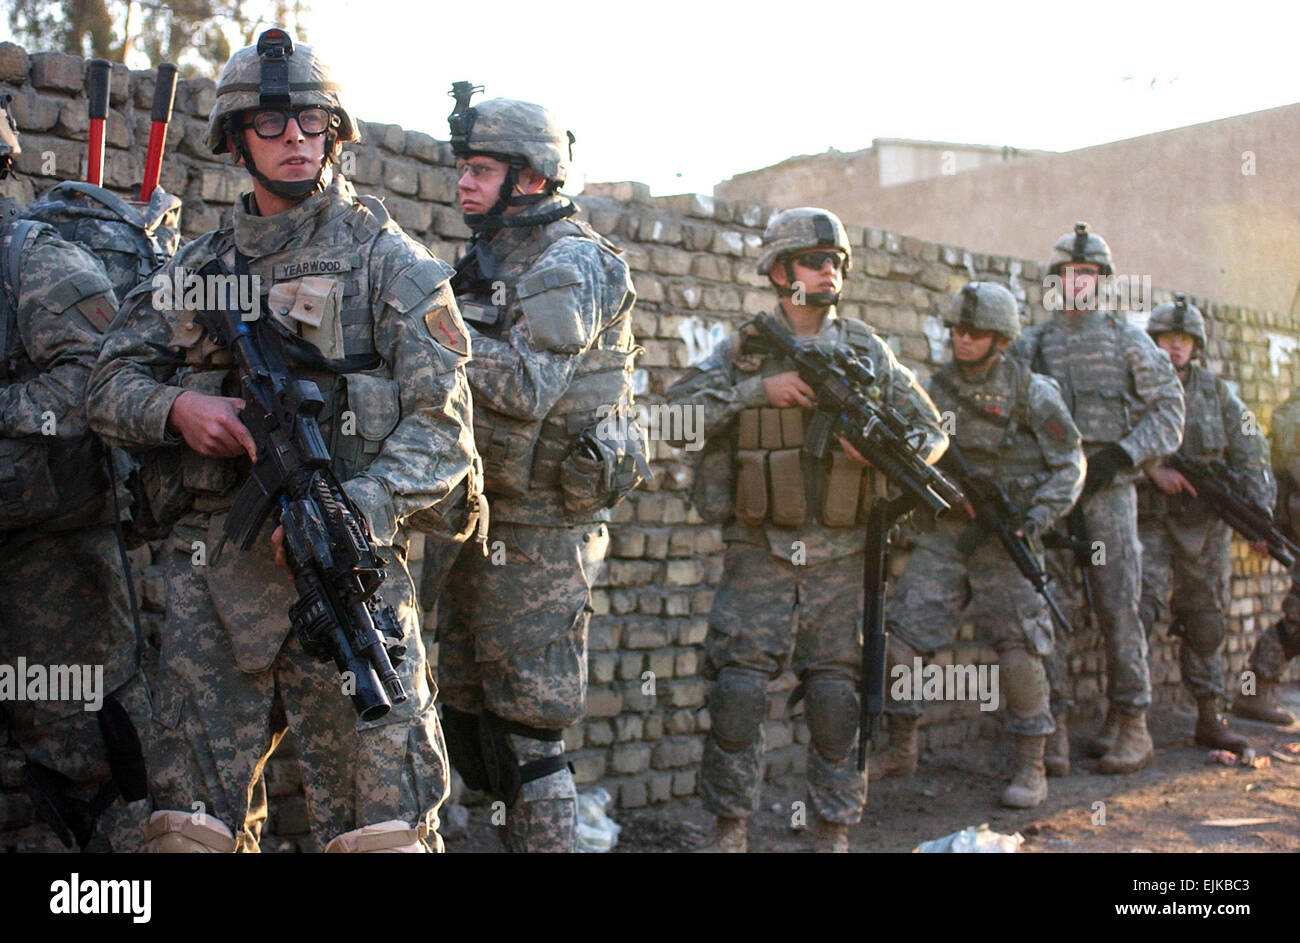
[141,810,237,853]
[324,819,429,853]
[804,674,859,763]
[1179,610,1225,658]
[441,705,490,793]
[479,712,567,807]
[709,668,767,752]
[999,647,1049,717]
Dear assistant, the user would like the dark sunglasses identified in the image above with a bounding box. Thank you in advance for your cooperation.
[793,250,845,271]
[243,106,336,139]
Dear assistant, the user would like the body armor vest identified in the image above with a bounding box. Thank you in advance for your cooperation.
[1138,363,1228,518]
[732,318,885,529]
[1031,313,1134,447]
[455,214,637,520]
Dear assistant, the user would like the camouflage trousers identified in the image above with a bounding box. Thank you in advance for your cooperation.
[700,541,867,825]
[436,520,608,853]
[884,518,1055,736]
[152,529,448,852]
[1247,562,1300,683]
[1138,506,1231,700]
[1044,480,1152,715]
[0,526,151,852]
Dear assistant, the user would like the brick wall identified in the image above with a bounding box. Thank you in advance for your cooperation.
[1,44,1296,849]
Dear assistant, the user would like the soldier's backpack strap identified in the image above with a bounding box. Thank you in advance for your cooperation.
[1,219,44,367]
[51,180,141,227]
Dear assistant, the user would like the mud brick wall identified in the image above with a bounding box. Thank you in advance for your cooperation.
[0,43,1296,848]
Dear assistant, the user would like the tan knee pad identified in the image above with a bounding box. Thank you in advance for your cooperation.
[141,810,237,853]
[1000,647,1049,717]
[324,820,430,853]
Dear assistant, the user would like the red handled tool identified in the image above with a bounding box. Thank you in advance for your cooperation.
[85,58,111,185]
[140,62,177,201]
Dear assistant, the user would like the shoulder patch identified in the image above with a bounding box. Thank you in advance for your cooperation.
[1042,418,1067,441]
[425,301,469,357]
[75,292,115,333]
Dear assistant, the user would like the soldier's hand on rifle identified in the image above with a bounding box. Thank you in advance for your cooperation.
[764,371,816,409]
[167,391,258,461]
[1147,464,1198,498]
[837,435,873,468]
[271,525,288,571]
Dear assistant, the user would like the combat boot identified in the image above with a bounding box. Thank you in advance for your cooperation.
[1001,735,1048,808]
[1044,711,1070,777]
[1232,683,1297,725]
[867,714,918,779]
[697,816,747,853]
[1194,696,1251,753]
[1085,707,1119,758]
[1097,710,1154,774]
[811,818,849,853]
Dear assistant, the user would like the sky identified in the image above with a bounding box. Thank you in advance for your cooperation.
[7,1,1300,195]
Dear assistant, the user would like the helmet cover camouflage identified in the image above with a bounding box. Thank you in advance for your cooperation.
[757,207,852,277]
[1048,221,1114,275]
[945,281,1022,340]
[205,29,358,155]
[450,95,573,185]
[1147,292,1207,348]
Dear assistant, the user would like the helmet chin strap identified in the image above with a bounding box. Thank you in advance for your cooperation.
[776,259,840,307]
[231,121,336,203]
[463,154,558,233]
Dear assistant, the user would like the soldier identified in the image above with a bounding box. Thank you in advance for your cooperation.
[1138,294,1268,752]
[1232,386,1300,725]
[871,282,1084,807]
[666,207,946,852]
[88,30,478,853]
[1011,222,1184,775]
[0,95,152,851]
[429,86,641,853]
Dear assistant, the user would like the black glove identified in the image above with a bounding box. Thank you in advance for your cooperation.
[1082,444,1133,498]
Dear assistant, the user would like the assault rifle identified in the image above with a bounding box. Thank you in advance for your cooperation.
[1166,453,1299,567]
[193,257,408,722]
[1042,504,1096,631]
[940,442,1073,635]
[743,314,963,771]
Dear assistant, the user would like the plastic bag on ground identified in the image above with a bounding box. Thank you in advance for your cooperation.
[914,823,1023,853]
[576,788,621,853]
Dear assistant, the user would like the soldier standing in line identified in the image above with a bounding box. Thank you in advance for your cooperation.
[88,31,477,852]
[667,207,946,852]
[0,95,152,851]
[429,86,643,853]
[1011,223,1184,776]
[870,282,1084,808]
[1232,385,1300,725]
[1138,294,1269,752]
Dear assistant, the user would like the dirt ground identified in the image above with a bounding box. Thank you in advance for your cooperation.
[444,684,1300,853]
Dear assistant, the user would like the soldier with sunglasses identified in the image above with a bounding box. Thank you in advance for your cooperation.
[89,29,478,852]
[667,208,946,852]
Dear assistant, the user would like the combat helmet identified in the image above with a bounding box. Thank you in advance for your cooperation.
[0,94,20,180]
[1147,292,1206,349]
[945,281,1022,340]
[1048,221,1114,276]
[447,82,575,229]
[205,28,357,201]
[757,207,852,306]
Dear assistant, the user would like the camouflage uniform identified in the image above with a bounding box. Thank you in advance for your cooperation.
[1233,388,1300,722]
[888,358,1084,730]
[1138,365,1273,702]
[87,35,476,852]
[434,192,637,852]
[0,196,151,852]
[429,91,640,853]
[668,304,945,828]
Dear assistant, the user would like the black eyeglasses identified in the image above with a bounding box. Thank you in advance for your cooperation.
[793,251,845,271]
[243,106,336,139]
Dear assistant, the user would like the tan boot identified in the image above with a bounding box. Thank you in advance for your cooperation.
[811,818,849,853]
[1232,683,1297,725]
[1044,711,1070,777]
[1085,708,1119,758]
[1001,735,1048,808]
[1195,696,1251,753]
[697,816,747,853]
[867,714,918,779]
[1097,711,1154,774]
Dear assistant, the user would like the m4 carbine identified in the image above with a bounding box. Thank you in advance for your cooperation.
[193,258,408,722]
[1166,452,1299,567]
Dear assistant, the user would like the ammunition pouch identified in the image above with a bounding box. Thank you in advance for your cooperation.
[558,411,650,517]
[688,424,736,524]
